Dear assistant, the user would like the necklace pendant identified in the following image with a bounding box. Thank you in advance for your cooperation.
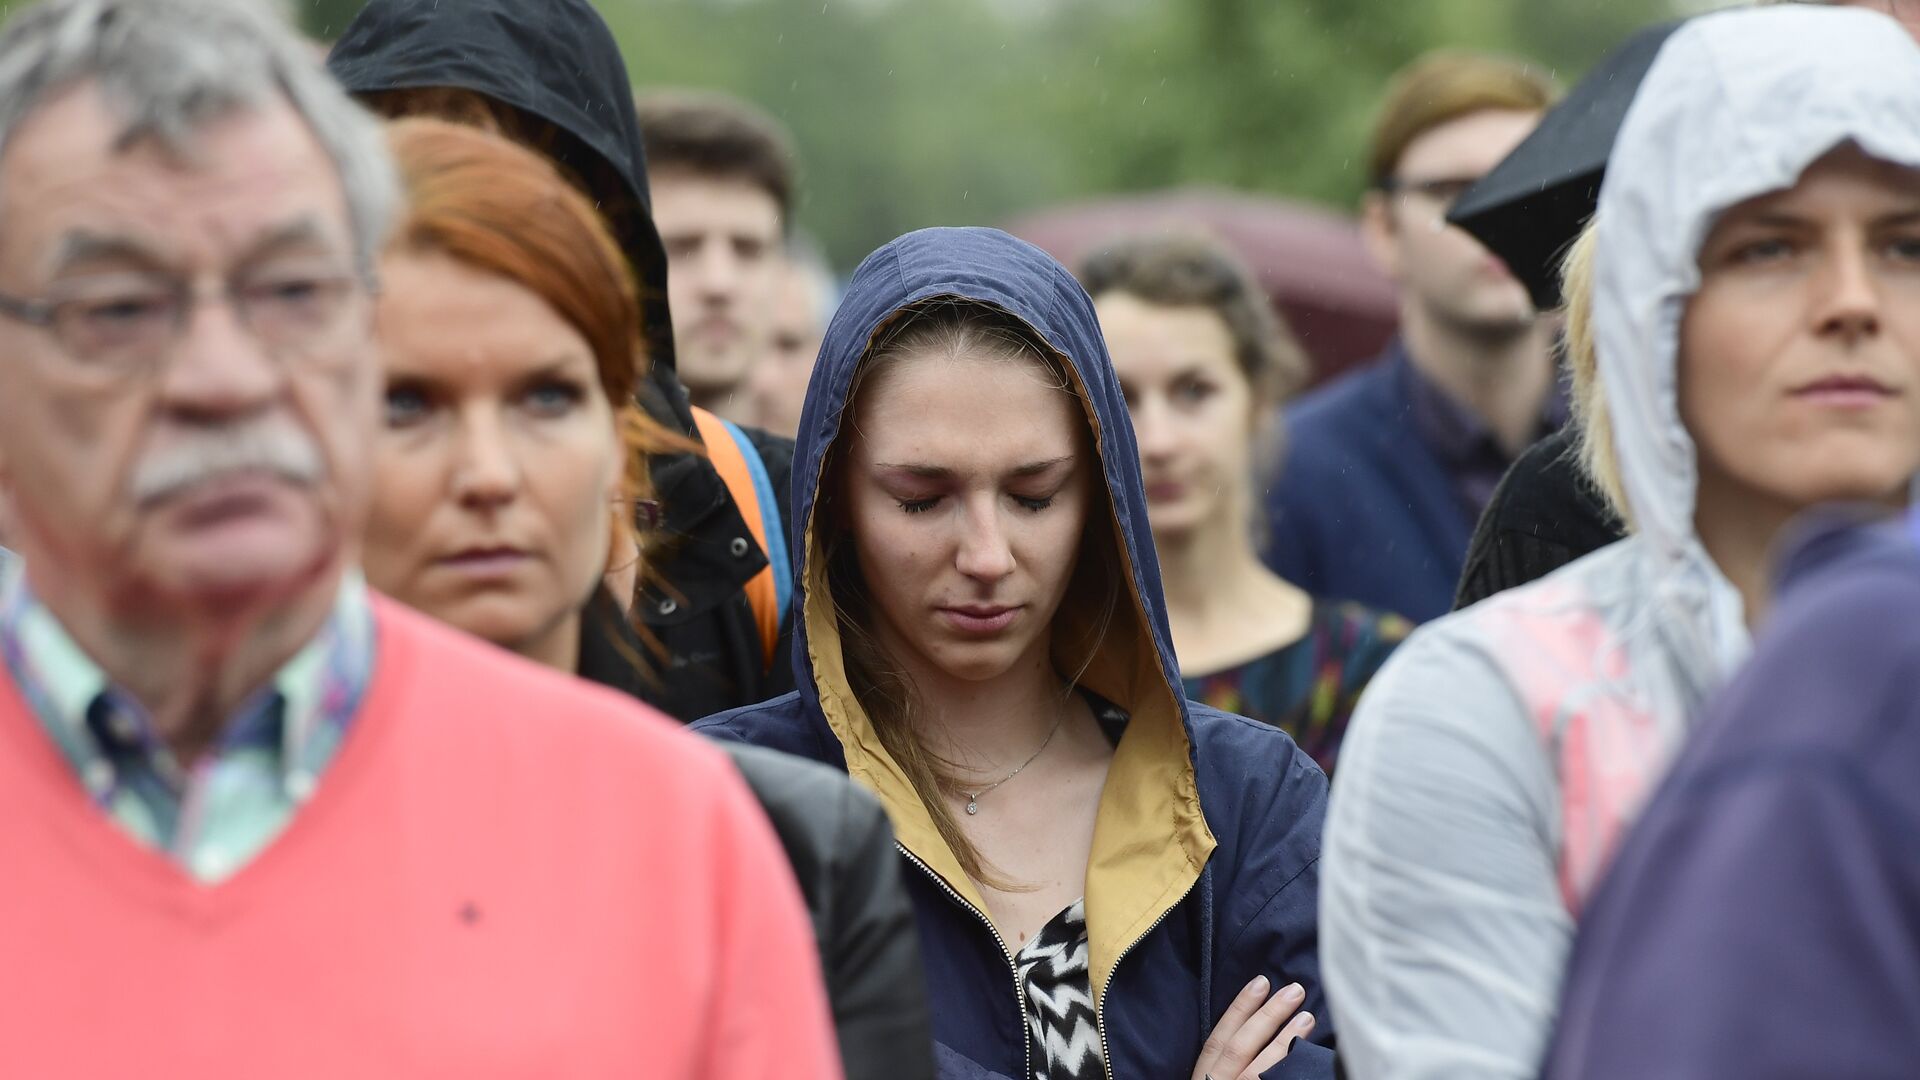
[965,799,979,815]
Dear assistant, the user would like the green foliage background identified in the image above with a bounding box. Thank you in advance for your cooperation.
[145,0,1683,269]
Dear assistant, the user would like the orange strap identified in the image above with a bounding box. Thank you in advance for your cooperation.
[690,406,779,670]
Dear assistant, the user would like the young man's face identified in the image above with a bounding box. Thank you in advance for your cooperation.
[651,169,783,405]
[1363,108,1543,336]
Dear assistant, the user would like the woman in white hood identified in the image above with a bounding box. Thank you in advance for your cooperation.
[1321,7,1920,1078]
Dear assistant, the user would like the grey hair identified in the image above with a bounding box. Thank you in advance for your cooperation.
[0,0,397,277]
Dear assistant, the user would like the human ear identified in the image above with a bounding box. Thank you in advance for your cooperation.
[1360,191,1405,282]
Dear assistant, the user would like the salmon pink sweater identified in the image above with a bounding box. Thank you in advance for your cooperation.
[0,597,842,1079]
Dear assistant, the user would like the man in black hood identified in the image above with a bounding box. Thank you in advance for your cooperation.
[329,0,795,725]
[327,5,935,1079]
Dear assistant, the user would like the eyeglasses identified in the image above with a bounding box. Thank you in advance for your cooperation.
[0,266,370,387]
[1378,174,1484,214]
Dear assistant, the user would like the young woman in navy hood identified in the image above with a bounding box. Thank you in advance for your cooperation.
[696,227,1334,1080]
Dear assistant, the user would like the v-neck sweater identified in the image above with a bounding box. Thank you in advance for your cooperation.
[0,596,840,1079]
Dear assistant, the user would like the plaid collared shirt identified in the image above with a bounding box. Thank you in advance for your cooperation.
[0,563,375,882]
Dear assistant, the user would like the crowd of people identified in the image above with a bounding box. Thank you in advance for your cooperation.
[0,0,1917,1076]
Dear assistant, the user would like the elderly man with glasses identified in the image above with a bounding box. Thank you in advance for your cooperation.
[0,1,840,1075]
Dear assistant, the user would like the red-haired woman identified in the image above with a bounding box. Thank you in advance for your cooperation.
[363,120,666,669]
[361,117,932,1080]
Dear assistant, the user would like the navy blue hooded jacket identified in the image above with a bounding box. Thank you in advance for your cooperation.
[693,227,1334,1079]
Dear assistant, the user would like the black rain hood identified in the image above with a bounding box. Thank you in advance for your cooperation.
[787,227,1216,992]
[328,0,801,723]
[326,0,679,398]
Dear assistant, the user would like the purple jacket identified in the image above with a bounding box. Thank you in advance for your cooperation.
[1544,509,1920,1079]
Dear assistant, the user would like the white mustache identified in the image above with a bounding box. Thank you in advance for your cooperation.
[129,420,325,505]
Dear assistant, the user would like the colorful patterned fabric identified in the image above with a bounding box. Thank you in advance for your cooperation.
[0,564,374,882]
[1182,601,1410,777]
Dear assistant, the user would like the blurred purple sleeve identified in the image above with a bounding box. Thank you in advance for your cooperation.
[1545,517,1920,1080]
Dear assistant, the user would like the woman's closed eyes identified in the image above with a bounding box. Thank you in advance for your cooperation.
[893,491,1060,516]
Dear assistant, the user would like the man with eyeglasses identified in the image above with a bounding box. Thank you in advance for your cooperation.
[1259,51,1563,623]
[0,0,839,1074]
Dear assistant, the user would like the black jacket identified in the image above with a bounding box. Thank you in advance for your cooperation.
[1452,426,1626,610]
[577,590,936,1080]
[329,0,797,721]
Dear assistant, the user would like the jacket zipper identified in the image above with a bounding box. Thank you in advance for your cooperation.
[1094,874,1201,1080]
[897,842,1033,1080]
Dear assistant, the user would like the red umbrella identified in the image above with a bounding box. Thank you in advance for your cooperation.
[1003,186,1399,388]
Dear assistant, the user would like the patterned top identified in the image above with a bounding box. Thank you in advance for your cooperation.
[1017,898,1102,1080]
[1183,601,1410,777]
[0,564,375,882]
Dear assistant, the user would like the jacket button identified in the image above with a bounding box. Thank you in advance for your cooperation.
[658,599,678,616]
[729,537,751,558]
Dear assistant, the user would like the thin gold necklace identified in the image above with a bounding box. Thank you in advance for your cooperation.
[955,708,1066,816]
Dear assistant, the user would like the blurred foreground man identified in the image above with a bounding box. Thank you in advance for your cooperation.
[0,1,840,1075]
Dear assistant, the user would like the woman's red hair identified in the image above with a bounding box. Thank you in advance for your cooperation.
[382,117,681,572]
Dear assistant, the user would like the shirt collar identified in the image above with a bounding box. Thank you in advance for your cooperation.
[1396,340,1570,467]
[0,564,374,790]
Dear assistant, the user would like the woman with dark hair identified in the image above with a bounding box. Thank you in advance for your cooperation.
[695,227,1334,1080]
[361,117,933,1080]
[1083,234,1409,777]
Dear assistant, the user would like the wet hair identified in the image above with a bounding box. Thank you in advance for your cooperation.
[384,118,680,575]
[1077,231,1310,409]
[1367,50,1560,188]
[634,89,797,222]
[1559,219,1628,530]
[0,0,397,277]
[817,298,1122,888]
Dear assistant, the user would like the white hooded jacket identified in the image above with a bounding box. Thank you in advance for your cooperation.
[1321,9,1920,1079]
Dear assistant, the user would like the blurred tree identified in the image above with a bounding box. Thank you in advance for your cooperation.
[301,0,363,39]
[594,0,1674,268]
[0,0,1677,270]
[1029,0,1675,211]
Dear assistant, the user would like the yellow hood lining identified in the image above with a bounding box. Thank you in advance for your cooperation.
[799,344,1217,1001]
